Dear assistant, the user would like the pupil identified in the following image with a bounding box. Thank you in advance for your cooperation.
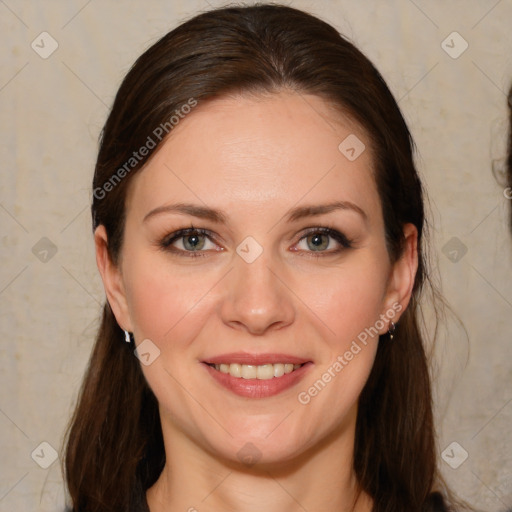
[185,233,204,250]
[308,233,327,251]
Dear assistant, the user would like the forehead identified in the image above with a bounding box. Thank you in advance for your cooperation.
[126,91,381,224]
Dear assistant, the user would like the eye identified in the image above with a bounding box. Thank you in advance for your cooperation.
[160,227,221,257]
[159,226,352,258]
[294,227,353,255]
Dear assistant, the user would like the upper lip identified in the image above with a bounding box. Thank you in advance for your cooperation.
[203,352,311,365]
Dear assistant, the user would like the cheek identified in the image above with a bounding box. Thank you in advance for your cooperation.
[292,255,387,414]
[298,254,389,342]
[124,253,217,346]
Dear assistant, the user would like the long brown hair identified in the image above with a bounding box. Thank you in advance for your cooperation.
[63,4,464,511]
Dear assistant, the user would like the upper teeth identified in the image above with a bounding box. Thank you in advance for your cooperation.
[212,363,302,379]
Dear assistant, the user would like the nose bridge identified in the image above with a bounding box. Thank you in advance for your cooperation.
[237,251,279,302]
[220,245,295,334]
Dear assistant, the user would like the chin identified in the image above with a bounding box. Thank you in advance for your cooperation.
[203,423,318,468]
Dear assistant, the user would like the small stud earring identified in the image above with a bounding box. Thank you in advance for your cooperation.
[124,330,132,343]
[388,321,396,340]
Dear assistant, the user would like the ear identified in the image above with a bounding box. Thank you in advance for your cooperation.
[94,225,133,332]
[379,223,418,333]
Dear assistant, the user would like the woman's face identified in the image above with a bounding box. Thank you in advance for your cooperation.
[97,91,417,466]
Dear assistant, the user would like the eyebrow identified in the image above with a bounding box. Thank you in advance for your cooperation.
[142,200,367,224]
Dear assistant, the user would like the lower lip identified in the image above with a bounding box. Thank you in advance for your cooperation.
[202,362,313,398]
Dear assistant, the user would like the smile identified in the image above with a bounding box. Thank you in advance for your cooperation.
[207,362,303,379]
[203,357,313,398]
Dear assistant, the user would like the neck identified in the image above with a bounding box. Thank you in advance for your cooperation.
[146,408,373,512]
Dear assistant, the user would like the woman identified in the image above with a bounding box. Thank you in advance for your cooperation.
[63,4,471,511]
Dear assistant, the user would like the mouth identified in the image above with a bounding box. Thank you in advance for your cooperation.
[202,353,313,398]
[206,362,304,379]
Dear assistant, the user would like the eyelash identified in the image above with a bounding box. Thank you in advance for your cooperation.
[159,224,354,259]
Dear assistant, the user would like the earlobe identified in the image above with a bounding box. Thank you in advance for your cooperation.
[380,223,419,332]
[94,225,133,332]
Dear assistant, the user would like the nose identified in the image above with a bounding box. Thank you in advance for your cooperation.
[219,250,296,336]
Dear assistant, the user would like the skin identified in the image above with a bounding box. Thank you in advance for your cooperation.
[95,90,418,512]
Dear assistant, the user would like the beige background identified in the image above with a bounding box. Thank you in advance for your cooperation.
[0,1,511,510]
